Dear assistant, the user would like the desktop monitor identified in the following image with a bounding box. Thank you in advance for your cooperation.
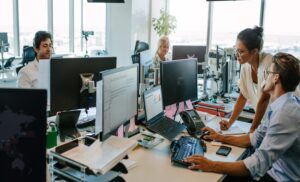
[0,32,9,52]
[50,57,116,115]
[221,61,229,93]
[99,64,138,140]
[160,58,198,107]
[139,50,152,84]
[0,88,47,181]
[172,45,206,74]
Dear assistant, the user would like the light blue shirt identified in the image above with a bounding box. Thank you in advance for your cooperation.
[243,92,300,182]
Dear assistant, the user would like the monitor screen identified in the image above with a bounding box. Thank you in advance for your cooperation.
[0,32,9,52]
[144,86,164,121]
[221,61,229,93]
[172,45,206,74]
[50,57,116,115]
[160,58,198,107]
[0,88,47,181]
[139,50,152,83]
[0,32,8,44]
[100,64,138,140]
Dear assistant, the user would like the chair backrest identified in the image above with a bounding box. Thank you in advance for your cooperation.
[22,46,36,65]
[16,65,24,74]
[4,57,15,69]
[131,53,140,64]
[134,40,149,54]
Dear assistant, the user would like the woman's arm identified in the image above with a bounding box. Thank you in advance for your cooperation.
[220,93,247,130]
[249,91,270,132]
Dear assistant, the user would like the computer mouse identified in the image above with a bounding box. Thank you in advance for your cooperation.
[200,131,212,142]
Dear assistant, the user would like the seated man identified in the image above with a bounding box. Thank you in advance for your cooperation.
[185,52,300,182]
[17,31,53,88]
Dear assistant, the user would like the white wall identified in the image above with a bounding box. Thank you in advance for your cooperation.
[150,0,167,56]
[131,0,151,46]
[106,0,152,67]
[106,0,133,67]
[105,0,168,67]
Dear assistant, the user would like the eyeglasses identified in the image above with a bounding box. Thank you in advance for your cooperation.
[233,47,248,57]
[264,70,278,79]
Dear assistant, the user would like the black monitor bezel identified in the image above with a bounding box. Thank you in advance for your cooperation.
[50,57,117,116]
[0,88,47,181]
[172,45,206,74]
[160,58,198,108]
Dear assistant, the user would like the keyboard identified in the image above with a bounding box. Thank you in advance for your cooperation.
[76,118,95,128]
[170,136,205,166]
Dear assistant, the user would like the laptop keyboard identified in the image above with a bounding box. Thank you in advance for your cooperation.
[148,117,186,140]
[151,118,175,133]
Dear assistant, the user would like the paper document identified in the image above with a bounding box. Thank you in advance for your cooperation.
[220,126,246,135]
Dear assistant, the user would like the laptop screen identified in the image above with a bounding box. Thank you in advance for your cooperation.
[144,86,164,121]
[0,88,47,181]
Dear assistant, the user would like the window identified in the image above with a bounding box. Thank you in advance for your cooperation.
[0,0,14,56]
[74,1,106,55]
[74,0,83,53]
[264,0,300,57]
[169,0,208,45]
[19,0,47,54]
[53,0,69,53]
[83,2,106,53]
[211,0,260,49]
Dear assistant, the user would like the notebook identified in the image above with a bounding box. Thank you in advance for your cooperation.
[143,86,186,141]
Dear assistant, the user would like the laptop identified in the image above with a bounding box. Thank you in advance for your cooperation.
[143,86,186,141]
[0,88,47,181]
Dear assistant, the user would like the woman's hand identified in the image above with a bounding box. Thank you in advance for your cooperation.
[219,120,231,130]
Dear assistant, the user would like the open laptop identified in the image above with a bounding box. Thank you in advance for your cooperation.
[0,88,47,181]
[143,86,186,141]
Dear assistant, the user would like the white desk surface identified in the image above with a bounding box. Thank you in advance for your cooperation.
[47,111,251,182]
[122,114,251,182]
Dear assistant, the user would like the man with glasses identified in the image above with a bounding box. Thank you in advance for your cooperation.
[185,52,300,182]
[17,31,53,88]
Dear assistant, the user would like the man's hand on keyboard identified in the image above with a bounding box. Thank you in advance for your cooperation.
[184,155,214,171]
[201,127,221,142]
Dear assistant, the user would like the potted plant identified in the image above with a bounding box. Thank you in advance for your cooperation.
[152,9,177,37]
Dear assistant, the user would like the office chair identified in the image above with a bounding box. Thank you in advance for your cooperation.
[16,46,36,74]
[131,40,149,64]
[3,57,15,69]
[22,46,36,65]
[134,40,149,54]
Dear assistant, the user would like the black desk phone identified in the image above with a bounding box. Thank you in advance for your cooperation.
[180,109,205,136]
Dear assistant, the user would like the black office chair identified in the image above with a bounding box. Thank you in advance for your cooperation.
[131,40,149,64]
[21,46,36,65]
[3,57,15,69]
[134,40,149,55]
[16,46,36,74]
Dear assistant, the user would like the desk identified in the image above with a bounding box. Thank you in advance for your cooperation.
[122,116,251,182]
[47,111,251,182]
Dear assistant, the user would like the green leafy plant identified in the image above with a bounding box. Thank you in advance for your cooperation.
[152,9,177,37]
